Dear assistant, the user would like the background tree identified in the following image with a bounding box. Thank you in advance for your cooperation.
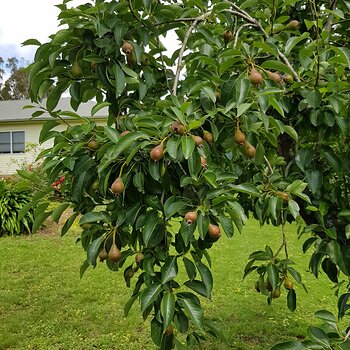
[0,57,30,100]
[22,0,350,349]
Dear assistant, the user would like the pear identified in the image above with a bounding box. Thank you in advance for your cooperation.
[234,127,246,145]
[267,71,282,84]
[111,177,125,195]
[150,144,164,161]
[203,130,214,144]
[171,121,186,135]
[71,61,83,77]
[243,142,256,158]
[284,74,294,84]
[191,135,203,147]
[200,156,207,168]
[108,243,122,263]
[208,223,220,238]
[99,247,108,262]
[223,30,232,44]
[286,20,300,30]
[250,67,263,85]
[87,139,100,150]
[184,211,197,224]
[121,41,134,55]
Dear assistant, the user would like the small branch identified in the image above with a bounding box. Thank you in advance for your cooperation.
[155,17,199,26]
[274,209,288,259]
[225,6,300,82]
[264,155,274,174]
[172,11,211,96]
[345,328,350,341]
[233,23,256,49]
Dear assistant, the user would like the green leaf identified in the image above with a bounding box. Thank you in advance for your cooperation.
[197,211,209,240]
[267,263,279,290]
[142,211,160,248]
[271,341,306,350]
[32,210,52,234]
[182,136,195,160]
[141,283,162,315]
[80,212,111,224]
[285,33,310,55]
[177,297,204,331]
[229,183,260,197]
[184,280,208,298]
[87,235,105,267]
[305,170,322,195]
[306,90,321,108]
[287,289,297,312]
[183,257,196,280]
[124,294,139,317]
[160,292,176,332]
[161,256,178,284]
[227,201,247,234]
[235,78,250,105]
[80,259,90,279]
[237,103,252,118]
[288,200,300,219]
[61,212,79,236]
[188,150,201,178]
[261,60,293,74]
[314,310,337,323]
[218,216,234,238]
[307,326,331,348]
[91,102,110,116]
[51,203,70,223]
[196,262,213,298]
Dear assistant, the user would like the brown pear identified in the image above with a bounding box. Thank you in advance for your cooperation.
[108,243,122,263]
[200,156,207,168]
[267,71,282,84]
[121,41,134,55]
[234,127,246,145]
[284,277,293,290]
[191,135,203,147]
[135,252,144,264]
[71,61,83,77]
[185,211,197,224]
[203,130,214,144]
[250,67,263,86]
[171,121,186,135]
[208,223,220,238]
[284,74,294,84]
[99,247,108,262]
[223,30,232,44]
[111,177,125,195]
[150,144,164,161]
[243,142,256,158]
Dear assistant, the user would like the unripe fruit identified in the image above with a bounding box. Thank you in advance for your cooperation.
[276,191,289,202]
[99,248,108,262]
[250,67,263,85]
[265,279,273,292]
[120,130,130,137]
[81,223,92,230]
[135,252,144,264]
[127,51,137,66]
[243,142,256,158]
[171,121,186,135]
[223,30,232,44]
[150,144,164,161]
[108,243,122,263]
[200,156,207,168]
[272,287,281,298]
[91,179,99,190]
[287,20,300,30]
[125,269,135,279]
[164,325,174,337]
[111,177,125,195]
[284,74,294,84]
[267,71,282,84]
[203,130,214,144]
[87,139,100,150]
[208,223,220,238]
[71,61,83,77]
[141,55,150,66]
[185,211,197,224]
[215,91,221,101]
[234,127,246,145]
[121,41,134,55]
[191,135,203,147]
[284,278,293,290]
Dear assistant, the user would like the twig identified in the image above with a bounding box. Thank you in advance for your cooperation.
[156,18,199,26]
[264,155,274,175]
[172,11,211,95]
[345,328,350,341]
[225,6,300,82]
[233,23,256,48]
[274,209,288,259]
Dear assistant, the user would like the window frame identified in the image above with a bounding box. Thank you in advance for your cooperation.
[0,131,25,154]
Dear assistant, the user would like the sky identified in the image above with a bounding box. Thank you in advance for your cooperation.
[0,0,86,66]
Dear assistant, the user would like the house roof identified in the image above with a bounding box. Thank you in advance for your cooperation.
[0,98,109,123]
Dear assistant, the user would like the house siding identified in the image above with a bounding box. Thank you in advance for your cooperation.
[0,120,107,175]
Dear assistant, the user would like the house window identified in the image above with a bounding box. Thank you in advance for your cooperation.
[0,131,25,154]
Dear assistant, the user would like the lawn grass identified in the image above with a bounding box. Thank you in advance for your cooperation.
[0,219,337,350]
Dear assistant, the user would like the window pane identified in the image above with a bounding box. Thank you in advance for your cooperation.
[12,131,25,153]
[0,132,11,153]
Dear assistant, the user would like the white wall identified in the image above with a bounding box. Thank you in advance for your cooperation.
[0,120,107,175]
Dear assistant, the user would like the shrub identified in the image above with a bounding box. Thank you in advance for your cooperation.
[0,179,34,236]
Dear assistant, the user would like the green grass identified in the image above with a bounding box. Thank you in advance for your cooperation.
[0,220,337,350]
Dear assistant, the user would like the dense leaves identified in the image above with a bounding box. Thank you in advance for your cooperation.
[23,0,350,348]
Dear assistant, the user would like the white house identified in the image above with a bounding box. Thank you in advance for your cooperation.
[0,98,108,175]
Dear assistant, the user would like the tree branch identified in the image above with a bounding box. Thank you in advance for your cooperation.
[172,12,211,96]
[225,5,300,82]
[233,23,256,49]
